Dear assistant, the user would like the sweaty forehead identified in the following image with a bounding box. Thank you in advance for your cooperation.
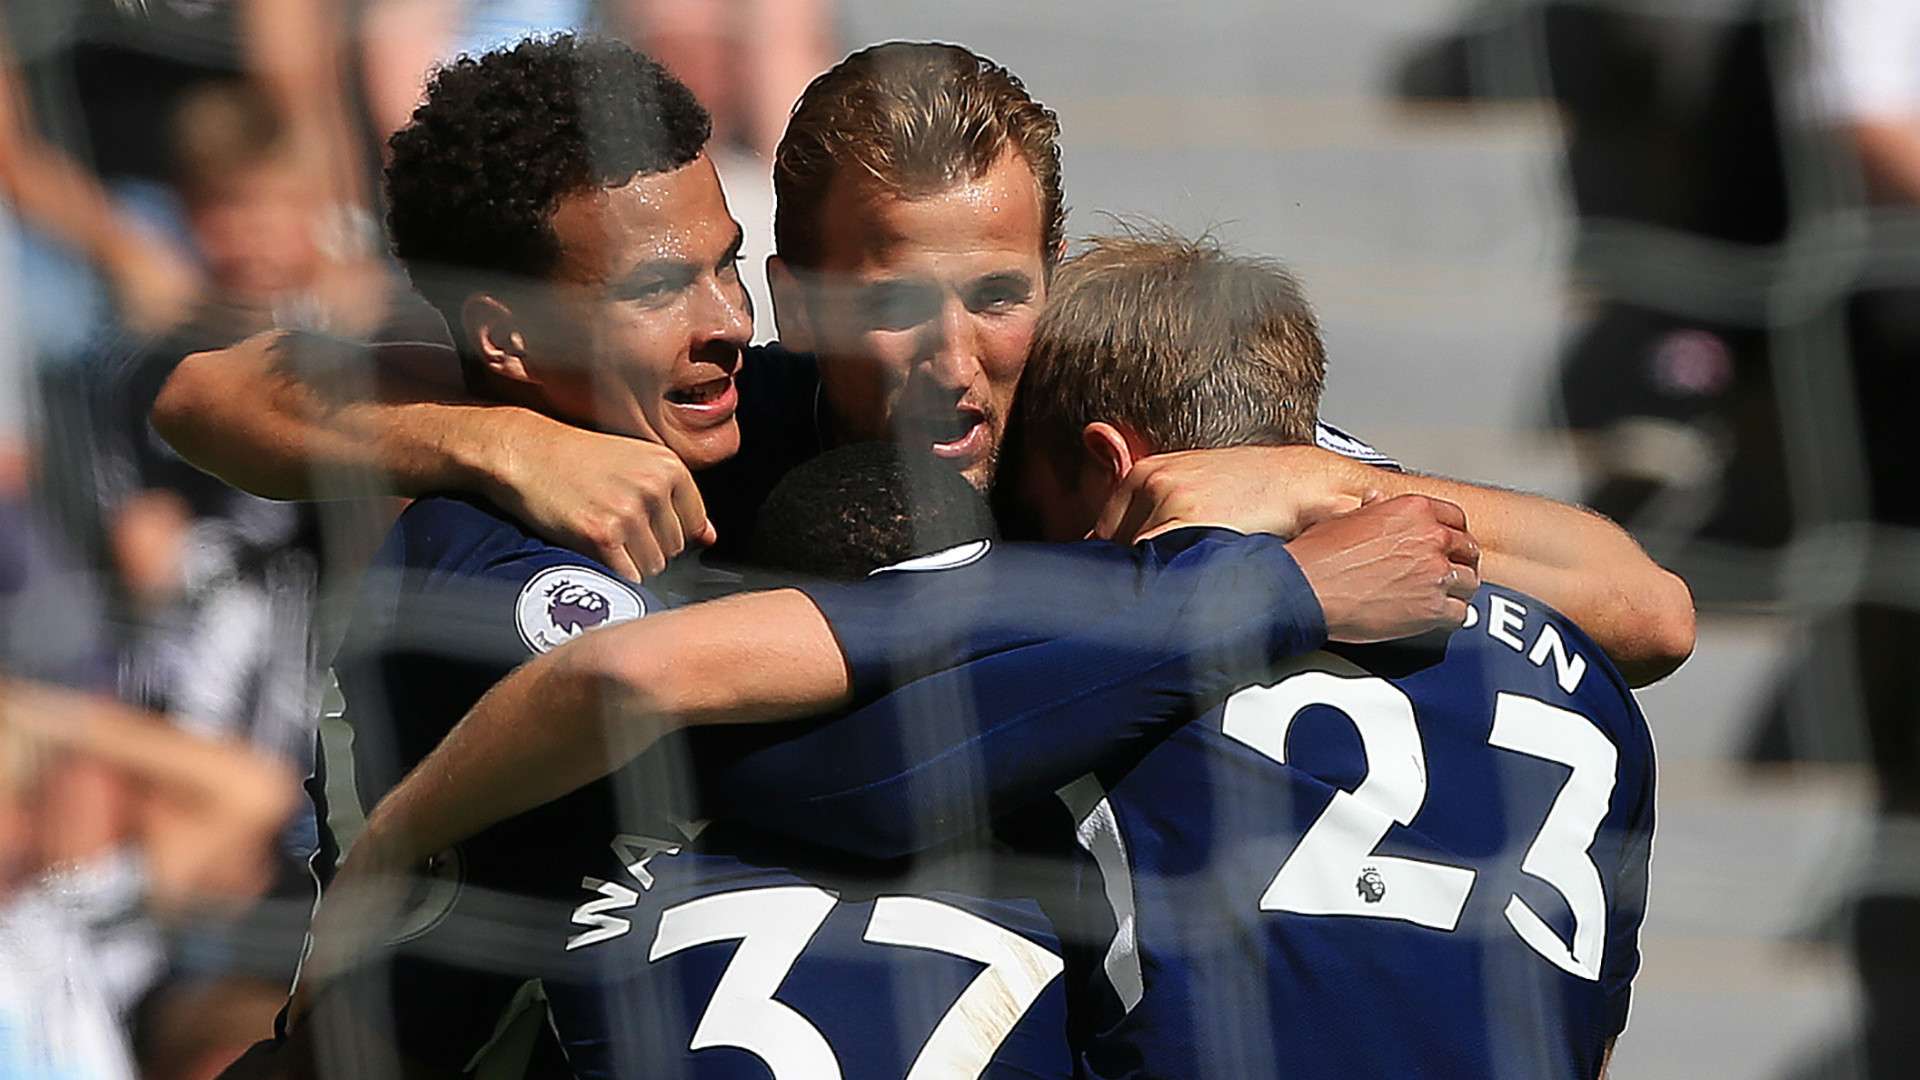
[813,151,1046,276]
[549,154,734,282]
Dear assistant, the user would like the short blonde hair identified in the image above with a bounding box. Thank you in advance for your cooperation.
[773,41,1066,270]
[1009,227,1326,479]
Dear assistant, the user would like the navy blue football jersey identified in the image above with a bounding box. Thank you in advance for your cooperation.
[707,529,1327,858]
[1064,587,1654,1079]
[540,530,1327,1080]
[542,822,1084,1080]
[763,562,1653,1079]
[308,495,669,1071]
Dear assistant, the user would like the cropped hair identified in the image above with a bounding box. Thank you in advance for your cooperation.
[1004,226,1326,488]
[384,34,711,331]
[749,442,998,581]
[773,41,1065,270]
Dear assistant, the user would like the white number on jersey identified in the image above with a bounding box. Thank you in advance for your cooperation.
[1222,661,1620,980]
[1488,692,1617,980]
[1225,671,1477,929]
[648,886,1064,1079]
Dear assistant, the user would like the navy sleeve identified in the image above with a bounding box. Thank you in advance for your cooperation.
[332,496,665,819]
[797,537,1149,704]
[701,532,1327,858]
[1603,704,1657,1036]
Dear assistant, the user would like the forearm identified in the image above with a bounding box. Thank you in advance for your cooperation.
[708,544,1328,857]
[359,591,851,862]
[153,332,537,501]
[1363,470,1695,683]
[359,650,631,864]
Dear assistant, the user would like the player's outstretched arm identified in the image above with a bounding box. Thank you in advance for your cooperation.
[289,590,848,1007]
[150,330,713,578]
[707,495,1478,857]
[354,497,1478,863]
[153,330,479,500]
[1096,445,1696,685]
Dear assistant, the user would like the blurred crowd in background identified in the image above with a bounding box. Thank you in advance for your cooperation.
[0,1,1915,1077]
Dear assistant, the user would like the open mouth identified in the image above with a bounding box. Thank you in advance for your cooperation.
[914,406,988,459]
[666,375,733,406]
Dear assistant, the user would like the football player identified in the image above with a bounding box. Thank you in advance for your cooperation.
[149,42,1694,683]
[277,37,1480,1077]
[315,231,1655,1079]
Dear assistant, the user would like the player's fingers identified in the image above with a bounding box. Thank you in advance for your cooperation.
[1440,596,1472,629]
[1423,496,1468,533]
[596,537,644,582]
[1443,526,1481,572]
[672,474,716,548]
[1358,488,1387,507]
[623,526,668,580]
[1444,562,1481,602]
[648,493,688,564]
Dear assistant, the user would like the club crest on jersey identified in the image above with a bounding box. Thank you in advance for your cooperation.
[516,565,645,654]
[1357,866,1386,904]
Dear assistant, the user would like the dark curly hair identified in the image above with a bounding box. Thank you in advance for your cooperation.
[749,441,997,581]
[385,34,712,332]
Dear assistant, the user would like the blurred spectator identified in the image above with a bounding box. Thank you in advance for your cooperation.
[1397,0,1797,559]
[0,27,202,352]
[0,679,297,1080]
[1794,5,1920,1079]
[607,0,832,160]
[1809,0,1920,206]
[359,0,598,146]
[2,437,296,1079]
[1804,0,1920,529]
[169,81,390,339]
[0,0,387,361]
[86,81,415,777]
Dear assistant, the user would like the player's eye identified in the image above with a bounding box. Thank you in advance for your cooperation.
[615,269,693,306]
[862,285,939,330]
[967,277,1033,313]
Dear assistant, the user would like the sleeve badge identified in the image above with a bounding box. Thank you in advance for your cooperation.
[516,565,647,654]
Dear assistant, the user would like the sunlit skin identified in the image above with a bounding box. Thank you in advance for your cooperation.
[772,149,1048,490]
[508,153,753,472]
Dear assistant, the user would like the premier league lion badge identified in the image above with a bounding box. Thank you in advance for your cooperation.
[516,565,646,653]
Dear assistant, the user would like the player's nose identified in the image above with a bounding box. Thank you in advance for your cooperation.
[922,297,983,391]
[695,272,753,347]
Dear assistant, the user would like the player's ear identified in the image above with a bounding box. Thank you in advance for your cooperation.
[766,255,815,352]
[1081,421,1139,483]
[463,295,536,385]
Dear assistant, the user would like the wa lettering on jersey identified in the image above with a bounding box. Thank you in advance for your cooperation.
[305,495,664,1072]
[1070,586,1655,1080]
[546,822,1080,1080]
